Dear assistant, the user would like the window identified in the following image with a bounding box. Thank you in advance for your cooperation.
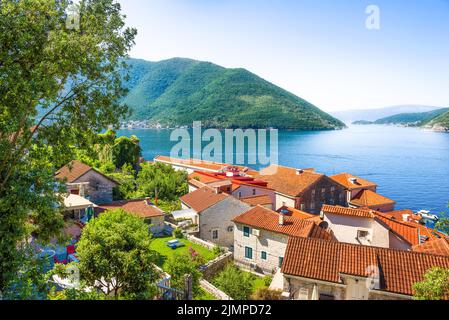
[238,192,242,198]
[243,226,251,237]
[227,226,234,232]
[282,201,286,207]
[261,251,267,260]
[310,202,315,210]
[311,189,316,197]
[252,189,256,196]
[245,247,253,259]
[357,230,369,239]
[322,188,326,194]
[212,230,219,240]
[331,186,336,192]
[300,204,305,211]
[278,257,284,268]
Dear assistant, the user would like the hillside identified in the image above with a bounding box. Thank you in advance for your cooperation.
[121,58,345,130]
[331,105,441,123]
[373,108,449,126]
[424,111,449,132]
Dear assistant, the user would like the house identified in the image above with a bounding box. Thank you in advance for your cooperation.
[384,209,423,224]
[330,173,377,203]
[232,205,334,275]
[180,187,251,247]
[348,189,396,212]
[241,195,273,209]
[279,236,449,300]
[413,238,449,256]
[154,156,259,176]
[320,205,418,250]
[188,171,276,209]
[254,165,346,213]
[55,160,118,204]
[98,199,165,234]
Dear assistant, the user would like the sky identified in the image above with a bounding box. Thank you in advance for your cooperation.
[118,0,449,112]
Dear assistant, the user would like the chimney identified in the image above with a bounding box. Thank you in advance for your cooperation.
[214,187,220,194]
[296,169,304,175]
[279,214,285,226]
[349,178,357,184]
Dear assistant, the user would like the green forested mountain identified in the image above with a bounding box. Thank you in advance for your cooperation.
[121,58,345,130]
[424,111,449,132]
[373,108,449,126]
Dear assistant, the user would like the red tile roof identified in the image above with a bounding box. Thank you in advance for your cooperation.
[180,187,229,213]
[350,189,396,208]
[277,206,317,220]
[282,237,449,296]
[233,206,333,241]
[98,199,164,219]
[241,195,273,207]
[255,165,324,197]
[413,238,449,257]
[321,205,376,219]
[385,209,423,223]
[55,160,118,186]
[330,173,377,190]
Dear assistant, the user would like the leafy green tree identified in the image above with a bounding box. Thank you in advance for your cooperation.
[435,203,449,235]
[212,264,254,300]
[136,162,188,201]
[0,0,136,291]
[112,135,142,169]
[251,287,283,300]
[413,267,449,300]
[76,209,159,299]
[165,253,202,295]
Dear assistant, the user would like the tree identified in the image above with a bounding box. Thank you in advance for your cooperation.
[413,267,449,300]
[112,135,142,169]
[75,209,159,299]
[165,253,202,295]
[435,203,449,235]
[136,162,188,201]
[213,264,254,300]
[0,0,136,291]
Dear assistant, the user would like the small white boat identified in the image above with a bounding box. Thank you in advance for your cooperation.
[417,210,439,221]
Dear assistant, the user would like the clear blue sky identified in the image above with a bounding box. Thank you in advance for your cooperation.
[119,0,449,111]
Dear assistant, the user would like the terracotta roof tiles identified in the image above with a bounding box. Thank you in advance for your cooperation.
[330,173,377,190]
[350,189,396,208]
[98,199,164,219]
[180,187,228,213]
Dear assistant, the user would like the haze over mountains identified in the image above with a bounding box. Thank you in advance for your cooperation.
[330,105,442,123]
[120,58,345,130]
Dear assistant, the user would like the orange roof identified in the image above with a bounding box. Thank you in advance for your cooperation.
[277,206,317,220]
[255,165,324,197]
[189,171,271,191]
[241,195,273,207]
[413,238,449,257]
[233,206,333,241]
[375,212,420,246]
[385,209,423,223]
[321,204,376,219]
[330,173,377,190]
[180,187,228,213]
[282,237,449,296]
[98,199,164,219]
[350,189,396,208]
[55,160,118,185]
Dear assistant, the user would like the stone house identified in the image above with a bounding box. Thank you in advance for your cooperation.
[180,187,251,248]
[254,165,346,213]
[232,205,334,275]
[98,199,165,234]
[279,236,449,300]
[55,160,118,204]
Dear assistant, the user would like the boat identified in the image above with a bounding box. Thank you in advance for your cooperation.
[417,210,439,222]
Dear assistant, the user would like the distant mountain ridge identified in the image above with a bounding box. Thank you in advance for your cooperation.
[373,108,449,126]
[331,105,441,123]
[120,58,345,130]
[424,111,449,132]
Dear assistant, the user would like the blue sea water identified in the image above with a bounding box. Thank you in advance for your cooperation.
[118,125,449,216]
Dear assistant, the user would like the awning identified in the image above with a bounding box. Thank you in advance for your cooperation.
[62,194,97,211]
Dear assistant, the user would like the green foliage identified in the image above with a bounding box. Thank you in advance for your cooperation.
[136,162,188,201]
[173,228,184,239]
[112,135,142,169]
[212,264,254,300]
[251,287,283,300]
[76,209,159,298]
[0,0,135,291]
[435,205,449,235]
[373,108,449,126]
[122,58,346,130]
[213,245,224,256]
[413,267,449,300]
[165,253,202,295]
[426,111,449,131]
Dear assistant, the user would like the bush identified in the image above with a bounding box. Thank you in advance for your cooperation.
[251,287,283,300]
[173,228,184,239]
[212,264,254,300]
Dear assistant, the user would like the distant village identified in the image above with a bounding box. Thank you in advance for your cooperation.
[51,154,449,301]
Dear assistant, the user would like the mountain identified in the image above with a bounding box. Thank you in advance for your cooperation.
[373,108,449,126]
[331,105,441,123]
[121,58,345,130]
[423,111,449,132]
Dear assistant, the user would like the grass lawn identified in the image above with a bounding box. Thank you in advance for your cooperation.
[149,236,217,269]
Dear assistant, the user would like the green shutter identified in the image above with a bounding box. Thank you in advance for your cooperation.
[279,257,284,267]
[245,247,253,259]
[261,251,267,260]
[243,226,251,237]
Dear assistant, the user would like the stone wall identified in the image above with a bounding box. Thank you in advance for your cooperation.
[201,252,233,280]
